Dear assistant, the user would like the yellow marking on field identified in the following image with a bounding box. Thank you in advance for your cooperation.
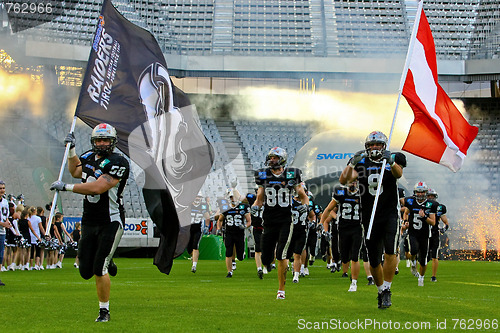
[448,281,500,288]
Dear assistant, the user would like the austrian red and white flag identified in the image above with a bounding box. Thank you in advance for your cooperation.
[402,9,478,172]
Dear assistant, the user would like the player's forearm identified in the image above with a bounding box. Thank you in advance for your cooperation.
[339,166,355,185]
[390,163,403,179]
[68,155,82,178]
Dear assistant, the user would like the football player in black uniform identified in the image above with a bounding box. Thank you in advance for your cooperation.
[51,123,129,322]
[302,192,318,276]
[321,181,363,292]
[340,131,406,309]
[402,182,437,287]
[252,147,309,300]
[217,196,250,277]
[290,196,309,283]
[246,192,265,279]
[188,194,211,273]
[426,188,449,282]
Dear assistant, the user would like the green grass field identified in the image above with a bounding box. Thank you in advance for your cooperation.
[1,258,499,332]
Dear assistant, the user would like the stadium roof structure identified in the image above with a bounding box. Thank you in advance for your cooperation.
[1,0,499,83]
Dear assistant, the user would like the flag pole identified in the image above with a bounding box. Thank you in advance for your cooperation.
[366,0,425,240]
[45,116,78,239]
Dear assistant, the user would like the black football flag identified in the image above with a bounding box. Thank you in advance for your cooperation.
[75,0,214,274]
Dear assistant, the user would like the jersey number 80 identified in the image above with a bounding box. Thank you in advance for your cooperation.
[265,187,291,208]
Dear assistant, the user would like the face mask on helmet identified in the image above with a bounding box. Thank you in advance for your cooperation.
[91,123,117,156]
[265,147,287,169]
[413,181,428,203]
[365,131,388,161]
[427,188,438,200]
[193,195,202,206]
[348,181,359,194]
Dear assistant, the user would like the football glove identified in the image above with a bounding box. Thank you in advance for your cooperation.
[50,180,67,191]
[64,132,76,149]
[382,150,395,166]
[348,150,366,167]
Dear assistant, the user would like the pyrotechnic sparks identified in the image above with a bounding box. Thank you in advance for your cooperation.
[456,197,500,260]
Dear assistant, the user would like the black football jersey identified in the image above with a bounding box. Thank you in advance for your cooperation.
[255,167,303,223]
[216,197,230,214]
[191,199,209,225]
[79,150,130,226]
[332,185,361,231]
[404,196,437,238]
[291,199,308,228]
[246,193,263,228]
[221,203,249,232]
[431,202,447,233]
[354,153,405,223]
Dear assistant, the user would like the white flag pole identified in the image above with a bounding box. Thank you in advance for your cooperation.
[366,0,425,240]
[45,116,78,238]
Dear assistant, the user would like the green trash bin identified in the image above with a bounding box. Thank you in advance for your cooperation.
[199,234,226,260]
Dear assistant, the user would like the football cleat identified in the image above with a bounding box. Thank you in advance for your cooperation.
[348,283,357,292]
[303,267,309,276]
[411,263,418,277]
[380,289,392,309]
[191,266,196,273]
[258,269,263,279]
[108,260,117,277]
[226,272,233,278]
[232,262,237,270]
[418,277,424,287]
[395,267,399,275]
[276,291,286,300]
[431,276,437,282]
[95,308,110,322]
[341,272,348,278]
[367,277,375,286]
[0,280,5,286]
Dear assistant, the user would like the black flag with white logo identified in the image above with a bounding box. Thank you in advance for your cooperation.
[75,0,214,274]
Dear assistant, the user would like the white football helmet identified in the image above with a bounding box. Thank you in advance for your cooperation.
[265,147,287,169]
[364,131,388,161]
[91,123,117,156]
[413,181,428,203]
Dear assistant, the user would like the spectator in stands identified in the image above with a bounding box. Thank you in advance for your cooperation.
[339,131,406,309]
[252,147,309,300]
[28,206,44,270]
[0,180,13,285]
[50,123,130,322]
[71,222,81,268]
